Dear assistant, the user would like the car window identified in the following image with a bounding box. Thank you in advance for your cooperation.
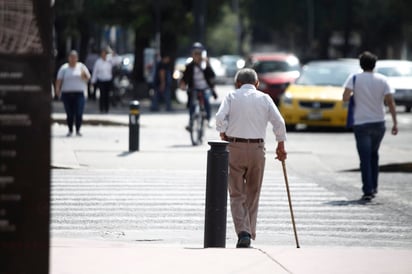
[221,56,241,65]
[253,60,299,74]
[296,63,357,86]
[376,65,412,77]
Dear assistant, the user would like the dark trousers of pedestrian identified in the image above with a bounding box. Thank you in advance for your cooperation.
[97,80,112,113]
[228,142,266,240]
[61,92,85,134]
[353,121,385,196]
[151,86,172,111]
[189,89,211,120]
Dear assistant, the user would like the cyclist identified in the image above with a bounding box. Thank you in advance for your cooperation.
[179,42,217,130]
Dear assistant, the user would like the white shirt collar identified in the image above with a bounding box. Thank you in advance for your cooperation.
[240,84,256,90]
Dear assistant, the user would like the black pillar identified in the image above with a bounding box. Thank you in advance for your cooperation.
[204,141,229,248]
[129,100,140,152]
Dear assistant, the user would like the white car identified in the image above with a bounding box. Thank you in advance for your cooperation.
[209,57,227,84]
[376,60,412,112]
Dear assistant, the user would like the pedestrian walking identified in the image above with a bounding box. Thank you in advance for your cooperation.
[180,42,218,129]
[91,47,114,113]
[151,54,173,111]
[55,50,90,137]
[215,68,287,248]
[84,47,99,100]
[343,51,398,202]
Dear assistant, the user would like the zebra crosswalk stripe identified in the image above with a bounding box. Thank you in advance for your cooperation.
[51,169,412,247]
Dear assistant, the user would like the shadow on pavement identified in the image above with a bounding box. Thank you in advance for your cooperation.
[117,151,137,157]
[342,162,412,173]
[325,200,383,206]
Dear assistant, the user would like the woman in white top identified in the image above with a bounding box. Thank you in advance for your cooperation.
[55,50,90,136]
[343,51,398,201]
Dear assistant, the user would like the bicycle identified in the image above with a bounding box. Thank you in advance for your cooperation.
[111,73,133,107]
[189,89,208,146]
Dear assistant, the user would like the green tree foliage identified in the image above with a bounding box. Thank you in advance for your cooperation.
[354,0,409,58]
[55,1,193,80]
[207,4,239,55]
[242,0,412,59]
[54,0,412,76]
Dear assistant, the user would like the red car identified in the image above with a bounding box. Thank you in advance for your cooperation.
[248,53,301,104]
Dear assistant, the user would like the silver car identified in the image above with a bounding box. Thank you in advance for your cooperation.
[376,60,412,112]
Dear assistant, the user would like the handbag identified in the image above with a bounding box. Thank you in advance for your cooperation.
[346,76,356,128]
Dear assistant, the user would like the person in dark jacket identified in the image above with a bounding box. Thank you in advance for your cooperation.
[151,54,173,111]
[179,42,217,129]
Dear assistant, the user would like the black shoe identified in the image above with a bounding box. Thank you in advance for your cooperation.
[236,231,251,248]
[76,132,82,137]
[66,132,72,137]
[361,194,374,202]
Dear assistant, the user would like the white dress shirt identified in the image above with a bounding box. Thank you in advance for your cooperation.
[91,57,113,83]
[215,84,287,141]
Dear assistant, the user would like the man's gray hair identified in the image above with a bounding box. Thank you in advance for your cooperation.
[69,50,78,57]
[235,68,258,84]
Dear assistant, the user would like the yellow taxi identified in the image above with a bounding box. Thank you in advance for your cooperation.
[279,60,360,129]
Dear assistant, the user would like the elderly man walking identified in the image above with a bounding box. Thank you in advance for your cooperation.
[215,68,287,248]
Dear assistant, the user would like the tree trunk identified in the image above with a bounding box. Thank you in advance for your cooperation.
[133,28,150,99]
[342,0,352,57]
[319,31,331,59]
[78,17,91,62]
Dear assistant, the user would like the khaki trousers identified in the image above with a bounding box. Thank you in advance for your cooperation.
[228,142,265,240]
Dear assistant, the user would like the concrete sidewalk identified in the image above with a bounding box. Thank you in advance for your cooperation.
[50,239,412,274]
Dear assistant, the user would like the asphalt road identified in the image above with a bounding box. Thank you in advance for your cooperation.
[51,85,412,247]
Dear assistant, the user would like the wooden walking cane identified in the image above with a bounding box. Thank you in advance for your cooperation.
[281,160,300,248]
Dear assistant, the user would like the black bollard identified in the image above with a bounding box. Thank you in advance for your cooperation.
[129,100,140,151]
[204,140,229,248]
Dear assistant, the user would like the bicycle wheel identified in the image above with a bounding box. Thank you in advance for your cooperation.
[190,112,204,146]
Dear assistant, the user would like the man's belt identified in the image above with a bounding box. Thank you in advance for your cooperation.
[227,137,264,143]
